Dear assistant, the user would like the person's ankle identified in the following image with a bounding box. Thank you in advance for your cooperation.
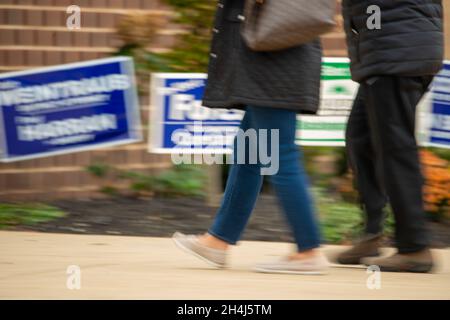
[198,233,229,251]
[363,232,383,239]
[289,248,321,260]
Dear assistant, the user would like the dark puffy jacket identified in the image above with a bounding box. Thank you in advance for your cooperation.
[342,0,444,82]
[202,0,322,114]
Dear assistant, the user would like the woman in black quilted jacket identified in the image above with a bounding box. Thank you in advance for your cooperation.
[173,0,329,274]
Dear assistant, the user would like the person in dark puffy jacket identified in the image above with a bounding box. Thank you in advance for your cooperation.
[337,0,444,272]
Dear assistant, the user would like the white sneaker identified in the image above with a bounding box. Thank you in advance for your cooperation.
[172,232,228,268]
[254,253,330,275]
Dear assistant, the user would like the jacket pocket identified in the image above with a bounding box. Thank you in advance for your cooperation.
[350,19,361,63]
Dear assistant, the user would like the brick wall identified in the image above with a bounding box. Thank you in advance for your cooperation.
[0,0,182,71]
[322,3,347,58]
[0,0,349,201]
[0,0,178,201]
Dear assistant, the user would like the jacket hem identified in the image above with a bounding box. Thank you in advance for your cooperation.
[351,67,443,83]
[202,96,319,115]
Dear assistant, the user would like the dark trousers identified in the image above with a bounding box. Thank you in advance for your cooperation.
[346,75,433,253]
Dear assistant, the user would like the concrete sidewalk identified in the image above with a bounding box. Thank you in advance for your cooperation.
[0,231,449,299]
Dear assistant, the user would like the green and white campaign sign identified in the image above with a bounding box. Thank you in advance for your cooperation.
[297,58,358,146]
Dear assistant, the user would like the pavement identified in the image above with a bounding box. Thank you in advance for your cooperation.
[0,231,449,300]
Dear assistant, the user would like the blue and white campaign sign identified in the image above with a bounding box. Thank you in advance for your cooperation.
[0,57,142,162]
[426,61,450,149]
[150,73,243,154]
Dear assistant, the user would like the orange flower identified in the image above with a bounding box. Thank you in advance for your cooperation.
[420,150,450,214]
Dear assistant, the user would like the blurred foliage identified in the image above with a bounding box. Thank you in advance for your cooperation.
[116,0,216,75]
[86,164,206,198]
[100,186,120,196]
[421,149,450,219]
[303,146,347,174]
[115,13,171,94]
[159,0,216,72]
[0,203,66,229]
[122,164,206,197]
[86,163,112,178]
[334,148,450,220]
[314,188,363,244]
[427,147,450,162]
[116,13,167,48]
[302,146,348,193]
[314,188,395,244]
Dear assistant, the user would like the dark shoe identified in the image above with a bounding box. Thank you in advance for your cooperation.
[337,233,382,265]
[362,249,434,273]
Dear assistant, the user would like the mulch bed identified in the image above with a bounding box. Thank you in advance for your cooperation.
[17,196,450,248]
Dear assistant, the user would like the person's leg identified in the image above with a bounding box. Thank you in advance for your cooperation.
[346,88,387,235]
[174,106,328,272]
[337,88,388,265]
[363,76,430,253]
[175,109,264,266]
[205,108,264,246]
[247,106,321,252]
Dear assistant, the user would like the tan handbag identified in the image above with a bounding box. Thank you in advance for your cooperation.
[241,0,337,51]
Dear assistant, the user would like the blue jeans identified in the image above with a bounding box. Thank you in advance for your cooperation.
[209,106,321,251]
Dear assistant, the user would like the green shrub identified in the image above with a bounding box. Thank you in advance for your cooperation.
[314,188,394,244]
[87,164,206,198]
[159,0,217,72]
[86,163,111,178]
[116,0,216,74]
[0,204,66,229]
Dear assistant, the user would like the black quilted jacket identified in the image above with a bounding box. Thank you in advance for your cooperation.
[342,0,444,82]
[202,0,323,114]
